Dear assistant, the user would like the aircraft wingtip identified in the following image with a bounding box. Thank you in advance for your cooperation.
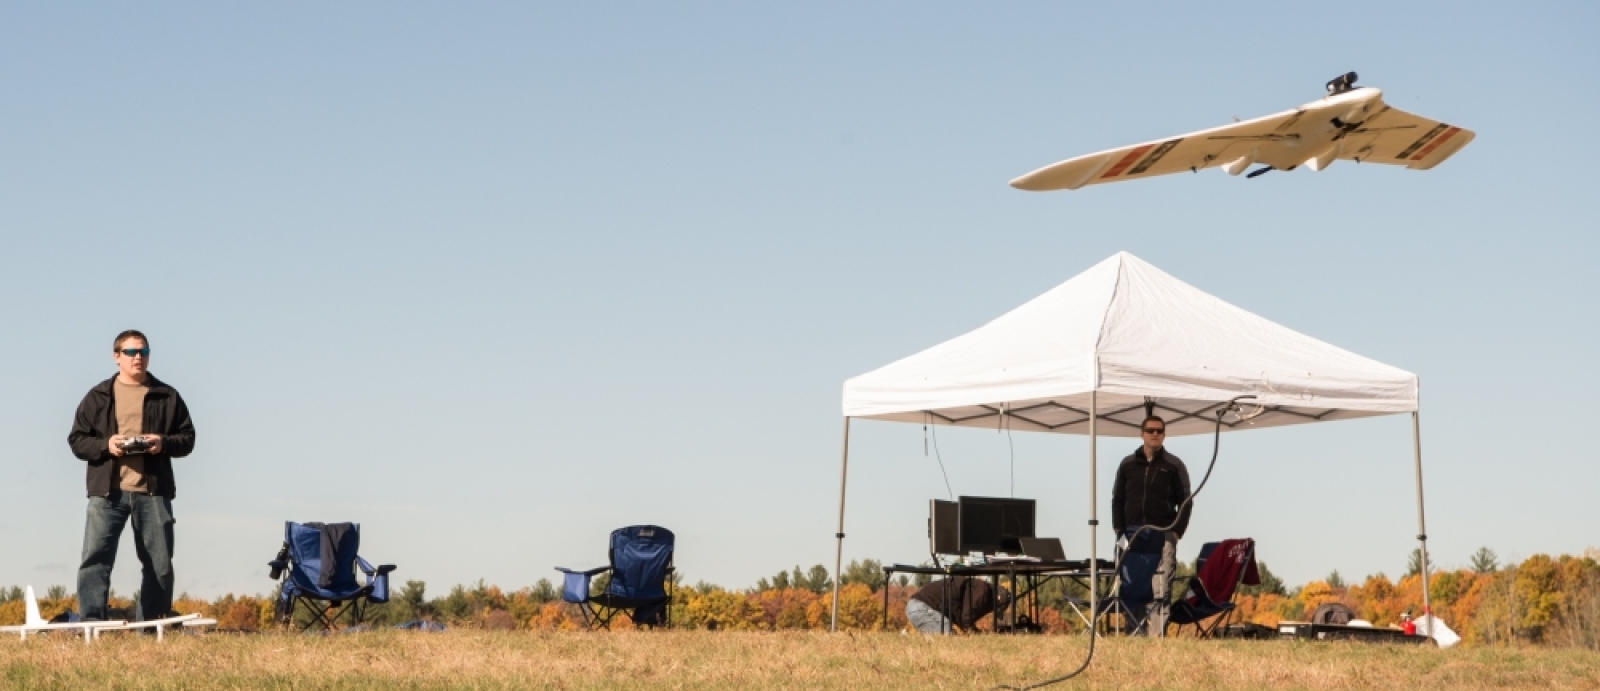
[1008,175,1049,192]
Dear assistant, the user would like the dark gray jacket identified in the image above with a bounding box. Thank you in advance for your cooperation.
[67,374,196,499]
[1110,446,1191,539]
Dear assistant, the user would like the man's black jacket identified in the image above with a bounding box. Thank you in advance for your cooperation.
[1110,446,1192,539]
[67,374,196,499]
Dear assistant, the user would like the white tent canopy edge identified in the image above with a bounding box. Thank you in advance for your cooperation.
[829,251,1432,634]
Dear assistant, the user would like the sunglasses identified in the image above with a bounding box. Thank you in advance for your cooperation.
[1141,428,1165,435]
[120,348,150,358]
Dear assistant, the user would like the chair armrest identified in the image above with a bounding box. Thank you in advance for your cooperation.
[555,566,610,604]
[355,556,397,604]
[555,566,612,577]
[355,557,397,578]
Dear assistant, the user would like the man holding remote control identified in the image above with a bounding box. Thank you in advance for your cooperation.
[68,329,196,622]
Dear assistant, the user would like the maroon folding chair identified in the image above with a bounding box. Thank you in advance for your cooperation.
[1167,538,1259,638]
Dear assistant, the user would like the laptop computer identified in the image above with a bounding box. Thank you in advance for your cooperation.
[1019,537,1066,562]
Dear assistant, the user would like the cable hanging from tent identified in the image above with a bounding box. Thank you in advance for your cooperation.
[927,413,954,501]
[1005,404,1016,498]
[995,395,1254,691]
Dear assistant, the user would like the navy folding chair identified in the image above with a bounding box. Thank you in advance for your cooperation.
[556,525,675,629]
[268,521,396,631]
[1167,538,1259,638]
[1097,529,1166,635]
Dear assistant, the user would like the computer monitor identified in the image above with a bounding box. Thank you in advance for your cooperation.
[929,500,960,555]
[958,496,1036,555]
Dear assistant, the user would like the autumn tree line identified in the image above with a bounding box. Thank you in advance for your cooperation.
[2,547,1595,648]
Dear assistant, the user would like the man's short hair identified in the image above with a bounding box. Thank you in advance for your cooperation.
[1141,415,1166,429]
[113,330,148,351]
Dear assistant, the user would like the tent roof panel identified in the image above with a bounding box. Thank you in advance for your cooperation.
[842,252,1416,436]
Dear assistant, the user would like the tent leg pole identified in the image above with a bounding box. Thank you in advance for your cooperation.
[1411,410,1432,635]
[1088,390,1099,637]
[831,416,852,633]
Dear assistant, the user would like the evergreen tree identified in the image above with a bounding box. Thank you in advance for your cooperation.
[368,579,430,625]
[840,559,885,591]
[806,564,832,593]
[1238,561,1287,597]
[755,568,792,592]
[531,578,558,604]
[1407,548,1424,577]
[398,580,429,618]
[1471,547,1500,574]
[792,564,832,593]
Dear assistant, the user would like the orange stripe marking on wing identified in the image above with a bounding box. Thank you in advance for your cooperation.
[1099,144,1156,179]
[1411,127,1461,161]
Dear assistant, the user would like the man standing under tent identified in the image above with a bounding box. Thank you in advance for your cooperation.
[68,330,196,622]
[1110,415,1190,637]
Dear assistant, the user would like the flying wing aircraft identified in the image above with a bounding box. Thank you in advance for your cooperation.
[1010,73,1475,191]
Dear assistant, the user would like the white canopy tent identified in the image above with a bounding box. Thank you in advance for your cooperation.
[831,251,1433,632]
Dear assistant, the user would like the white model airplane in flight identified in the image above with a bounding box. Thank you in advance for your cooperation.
[1010,73,1475,191]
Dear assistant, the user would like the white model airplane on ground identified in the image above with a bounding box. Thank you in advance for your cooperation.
[0,585,216,643]
[92,611,217,641]
[0,586,124,643]
[1010,72,1475,191]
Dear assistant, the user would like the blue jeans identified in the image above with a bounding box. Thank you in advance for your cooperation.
[76,489,175,621]
[1120,527,1177,637]
[905,598,952,634]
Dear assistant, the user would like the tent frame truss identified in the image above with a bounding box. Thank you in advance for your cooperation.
[923,400,1342,434]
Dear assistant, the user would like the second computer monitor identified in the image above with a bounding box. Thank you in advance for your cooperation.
[929,500,960,555]
[957,496,1036,554]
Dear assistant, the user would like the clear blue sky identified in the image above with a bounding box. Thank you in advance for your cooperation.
[3,3,1595,599]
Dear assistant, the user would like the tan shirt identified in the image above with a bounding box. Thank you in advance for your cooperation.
[113,378,149,493]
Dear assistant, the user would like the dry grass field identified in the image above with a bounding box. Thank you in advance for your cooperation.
[2,629,1597,691]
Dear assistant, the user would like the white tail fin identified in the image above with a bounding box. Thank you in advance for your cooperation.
[23,586,45,627]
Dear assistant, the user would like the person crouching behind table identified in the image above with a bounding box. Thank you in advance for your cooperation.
[67,330,196,622]
[905,577,1012,634]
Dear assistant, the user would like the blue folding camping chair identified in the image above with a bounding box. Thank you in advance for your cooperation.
[1097,528,1168,636]
[268,521,396,631]
[556,525,675,629]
